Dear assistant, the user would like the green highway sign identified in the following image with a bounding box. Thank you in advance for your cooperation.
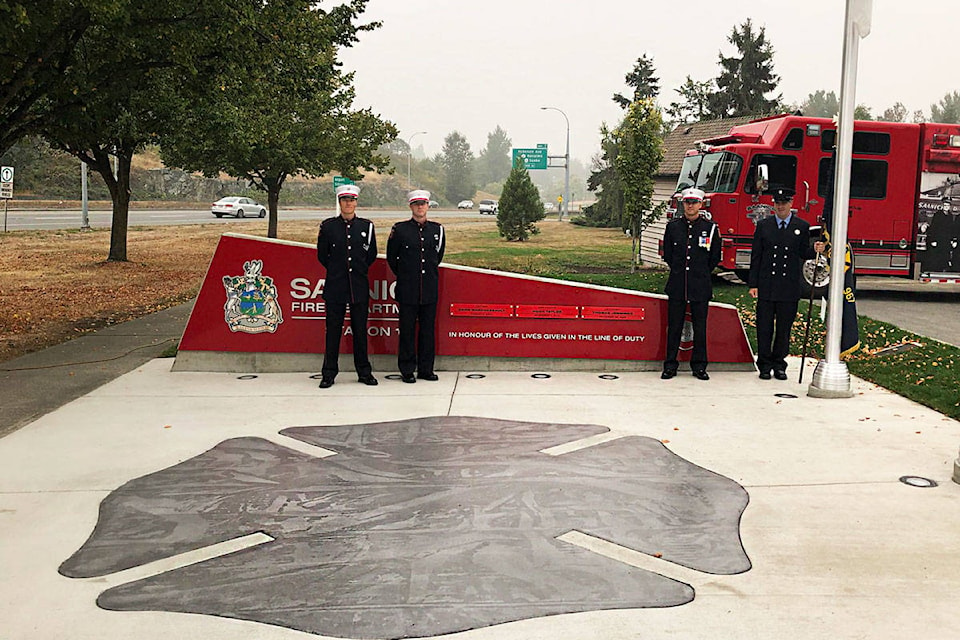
[512,148,547,170]
[333,176,355,190]
[536,143,548,149]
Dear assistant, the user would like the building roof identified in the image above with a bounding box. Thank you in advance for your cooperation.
[657,116,756,176]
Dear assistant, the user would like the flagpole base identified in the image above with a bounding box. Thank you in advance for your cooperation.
[807,359,854,398]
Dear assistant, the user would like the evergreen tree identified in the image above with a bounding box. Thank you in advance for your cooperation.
[613,54,660,109]
[800,90,840,118]
[497,158,545,242]
[581,55,662,228]
[710,19,781,117]
[476,125,512,188]
[580,123,623,228]
[438,131,475,203]
[931,91,960,124]
[666,76,716,124]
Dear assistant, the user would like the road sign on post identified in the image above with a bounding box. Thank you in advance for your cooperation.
[1,166,13,199]
[512,148,547,170]
[333,176,355,191]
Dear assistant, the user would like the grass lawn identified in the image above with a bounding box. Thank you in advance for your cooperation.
[448,219,959,421]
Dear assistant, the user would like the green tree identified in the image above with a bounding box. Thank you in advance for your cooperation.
[0,0,121,154]
[475,125,512,188]
[614,99,665,270]
[710,19,781,117]
[41,0,241,260]
[666,76,715,124]
[497,158,545,241]
[931,91,960,124]
[854,104,873,120]
[800,90,840,118]
[613,54,660,109]
[581,55,662,229]
[579,123,623,228]
[162,1,396,239]
[882,102,908,122]
[438,131,475,204]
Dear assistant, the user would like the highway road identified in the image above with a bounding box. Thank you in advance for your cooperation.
[1,206,485,231]
[855,278,960,348]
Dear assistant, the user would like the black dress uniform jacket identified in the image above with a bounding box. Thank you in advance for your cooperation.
[748,214,815,301]
[317,216,377,303]
[386,219,446,303]
[663,215,721,301]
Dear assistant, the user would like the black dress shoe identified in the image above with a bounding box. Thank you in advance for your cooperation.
[358,375,379,386]
[417,372,439,381]
[401,373,416,384]
[692,370,710,381]
[660,370,677,379]
[773,370,788,380]
[759,371,772,380]
[318,377,335,389]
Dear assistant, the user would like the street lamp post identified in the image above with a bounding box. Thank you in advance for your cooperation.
[406,131,427,189]
[540,106,570,221]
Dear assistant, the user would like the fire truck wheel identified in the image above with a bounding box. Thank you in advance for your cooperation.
[734,269,750,284]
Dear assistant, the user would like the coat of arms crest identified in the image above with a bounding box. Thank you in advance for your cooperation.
[222,260,283,333]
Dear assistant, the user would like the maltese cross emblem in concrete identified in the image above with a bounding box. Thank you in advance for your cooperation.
[61,416,750,638]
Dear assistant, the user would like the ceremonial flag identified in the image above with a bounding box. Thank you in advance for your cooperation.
[820,152,861,357]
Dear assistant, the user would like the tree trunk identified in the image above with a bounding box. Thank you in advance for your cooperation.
[108,151,133,262]
[82,146,132,262]
[267,185,280,239]
[262,172,286,239]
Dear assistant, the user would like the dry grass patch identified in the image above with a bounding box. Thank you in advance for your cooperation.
[0,216,638,362]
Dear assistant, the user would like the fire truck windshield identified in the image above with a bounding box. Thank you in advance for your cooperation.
[677,152,743,194]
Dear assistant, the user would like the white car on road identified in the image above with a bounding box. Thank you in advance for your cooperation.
[457,199,474,209]
[211,197,266,219]
[478,199,498,215]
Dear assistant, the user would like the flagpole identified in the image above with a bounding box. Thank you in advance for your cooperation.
[809,0,871,399]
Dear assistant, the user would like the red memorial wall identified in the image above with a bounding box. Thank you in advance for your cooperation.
[175,234,754,370]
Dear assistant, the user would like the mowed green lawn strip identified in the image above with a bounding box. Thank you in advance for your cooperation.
[452,227,960,420]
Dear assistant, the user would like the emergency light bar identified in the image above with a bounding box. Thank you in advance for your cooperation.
[932,133,960,148]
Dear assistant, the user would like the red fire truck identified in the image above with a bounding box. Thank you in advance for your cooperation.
[672,114,960,290]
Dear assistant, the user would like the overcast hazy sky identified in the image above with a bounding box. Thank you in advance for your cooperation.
[338,0,955,164]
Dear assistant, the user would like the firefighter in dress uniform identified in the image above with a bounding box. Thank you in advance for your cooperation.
[387,189,446,383]
[316,183,379,388]
[661,187,721,380]
[748,187,825,380]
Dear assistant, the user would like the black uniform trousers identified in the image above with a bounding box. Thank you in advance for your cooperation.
[664,298,709,374]
[398,302,437,376]
[755,298,799,374]
[322,301,372,378]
